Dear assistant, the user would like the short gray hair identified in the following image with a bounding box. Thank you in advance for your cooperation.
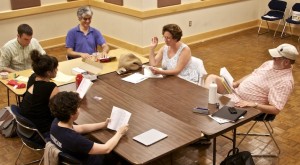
[77,6,93,19]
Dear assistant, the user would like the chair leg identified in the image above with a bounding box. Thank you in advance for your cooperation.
[15,144,25,165]
[258,20,271,35]
[237,121,280,157]
[15,143,44,165]
[237,121,258,147]
[273,20,282,38]
[281,22,288,38]
[252,121,280,157]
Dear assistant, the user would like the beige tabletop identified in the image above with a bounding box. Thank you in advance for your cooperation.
[0,48,149,96]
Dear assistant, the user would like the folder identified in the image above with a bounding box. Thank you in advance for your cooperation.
[212,106,247,122]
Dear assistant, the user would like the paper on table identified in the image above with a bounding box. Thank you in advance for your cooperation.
[53,71,75,82]
[122,73,148,84]
[143,66,163,78]
[133,129,168,146]
[107,106,131,131]
[76,78,93,99]
[208,115,230,124]
[208,115,244,124]
[16,76,29,82]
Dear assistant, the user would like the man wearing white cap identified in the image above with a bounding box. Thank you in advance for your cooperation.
[205,43,298,115]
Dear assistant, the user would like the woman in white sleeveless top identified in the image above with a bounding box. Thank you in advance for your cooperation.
[149,24,198,83]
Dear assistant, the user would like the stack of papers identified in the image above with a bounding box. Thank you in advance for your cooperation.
[53,71,75,82]
[133,129,168,146]
[121,73,148,84]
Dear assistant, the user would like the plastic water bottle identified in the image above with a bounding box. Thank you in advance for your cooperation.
[209,82,217,104]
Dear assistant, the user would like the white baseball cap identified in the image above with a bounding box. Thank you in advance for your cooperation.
[268,43,299,60]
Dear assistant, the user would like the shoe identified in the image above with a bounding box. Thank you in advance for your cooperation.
[192,136,211,145]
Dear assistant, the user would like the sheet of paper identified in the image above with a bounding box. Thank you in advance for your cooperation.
[143,66,163,78]
[107,106,131,131]
[53,71,75,83]
[122,73,148,84]
[16,76,29,82]
[76,78,93,99]
[208,115,244,124]
[208,115,230,124]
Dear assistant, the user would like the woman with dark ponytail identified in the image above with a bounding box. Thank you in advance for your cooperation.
[20,49,59,142]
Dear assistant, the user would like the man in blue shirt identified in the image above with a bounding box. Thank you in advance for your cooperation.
[66,6,109,59]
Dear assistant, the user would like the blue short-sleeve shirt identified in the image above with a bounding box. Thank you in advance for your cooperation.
[66,25,106,55]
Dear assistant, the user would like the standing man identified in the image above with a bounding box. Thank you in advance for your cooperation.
[66,6,109,60]
[0,24,45,73]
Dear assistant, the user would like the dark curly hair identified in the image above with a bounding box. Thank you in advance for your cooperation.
[31,50,58,78]
[162,24,182,42]
[49,91,81,122]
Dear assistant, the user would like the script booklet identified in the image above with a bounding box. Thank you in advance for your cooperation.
[133,129,168,146]
[143,65,164,78]
[220,67,234,94]
[107,106,131,131]
[76,78,93,99]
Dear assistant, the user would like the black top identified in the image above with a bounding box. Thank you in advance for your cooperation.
[20,73,57,133]
[50,119,104,165]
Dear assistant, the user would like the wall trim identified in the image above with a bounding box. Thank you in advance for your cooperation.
[0,0,88,20]
[40,20,259,56]
[90,0,241,19]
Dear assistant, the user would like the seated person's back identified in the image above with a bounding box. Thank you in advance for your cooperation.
[20,50,59,137]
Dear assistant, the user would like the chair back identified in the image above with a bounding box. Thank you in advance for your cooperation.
[292,3,300,12]
[58,152,82,165]
[11,104,46,149]
[268,0,287,12]
[191,56,207,86]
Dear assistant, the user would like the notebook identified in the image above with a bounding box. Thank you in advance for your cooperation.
[133,129,168,146]
[212,106,247,122]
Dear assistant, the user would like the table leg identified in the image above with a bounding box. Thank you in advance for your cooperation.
[232,128,236,154]
[213,137,216,165]
[7,88,10,106]
[16,95,21,106]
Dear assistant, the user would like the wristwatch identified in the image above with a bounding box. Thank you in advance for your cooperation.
[254,102,258,108]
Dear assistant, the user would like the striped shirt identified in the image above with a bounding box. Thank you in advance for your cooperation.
[227,60,294,110]
[0,38,45,71]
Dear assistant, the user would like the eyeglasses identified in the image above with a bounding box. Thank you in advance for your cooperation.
[82,17,92,21]
[162,36,172,40]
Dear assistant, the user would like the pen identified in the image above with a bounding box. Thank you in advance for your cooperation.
[194,107,209,110]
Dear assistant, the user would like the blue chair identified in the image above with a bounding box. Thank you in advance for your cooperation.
[281,3,300,41]
[11,104,46,165]
[258,0,287,37]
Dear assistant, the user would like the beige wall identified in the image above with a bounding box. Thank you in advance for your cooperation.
[0,0,298,54]
[93,0,259,47]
